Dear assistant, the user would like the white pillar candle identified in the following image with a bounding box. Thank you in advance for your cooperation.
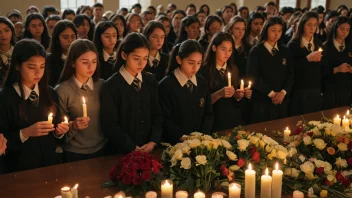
[113,191,126,198]
[240,79,244,90]
[48,112,53,124]
[71,184,78,198]
[248,81,252,89]
[293,190,304,198]
[211,194,224,198]
[161,180,173,198]
[194,190,205,198]
[175,191,188,198]
[272,163,283,198]
[283,127,291,143]
[342,116,350,129]
[146,191,157,198]
[82,97,87,117]
[61,186,72,198]
[63,116,69,124]
[229,183,241,198]
[260,168,272,198]
[333,115,341,125]
[245,163,256,198]
[228,73,231,87]
[347,110,350,117]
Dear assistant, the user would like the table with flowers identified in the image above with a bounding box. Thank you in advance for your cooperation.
[0,106,350,198]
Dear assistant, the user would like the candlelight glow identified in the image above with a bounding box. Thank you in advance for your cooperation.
[286,127,288,130]
[241,79,244,84]
[73,184,78,189]
[64,116,68,123]
[337,115,340,119]
[347,110,350,115]
[248,163,252,170]
[49,113,53,117]
[318,47,323,52]
[82,97,86,104]
[265,168,268,176]
[228,73,231,78]
[164,180,171,186]
[276,163,278,170]
[61,186,70,191]
[249,81,252,86]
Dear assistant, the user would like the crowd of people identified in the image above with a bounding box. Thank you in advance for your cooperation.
[0,1,351,174]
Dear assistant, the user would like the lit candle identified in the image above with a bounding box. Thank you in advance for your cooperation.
[113,191,126,198]
[240,79,244,90]
[318,47,323,52]
[71,184,78,198]
[175,190,188,198]
[211,193,224,198]
[229,183,241,198]
[228,73,231,87]
[146,191,157,198]
[82,97,87,117]
[293,190,304,198]
[161,180,173,198]
[63,116,69,124]
[347,110,351,119]
[248,81,252,89]
[284,127,291,143]
[272,163,283,198]
[333,115,341,125]
[245,163,256,198]
[194,190,205,198]
[260,168,272,198]
[342,116,350,129]
[61,186,72,198]
[48,113,53,124]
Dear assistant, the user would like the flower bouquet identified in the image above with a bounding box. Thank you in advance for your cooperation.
[103,151,163,196]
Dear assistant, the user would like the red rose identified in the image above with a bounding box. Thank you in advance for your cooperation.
[306,132,314,137]
[336,171,345,183]
[132,151,141,157]
[323,179,332,186]
[132,175,143,185]
[141,162,151,171]
[122,175,132,185]
[315,167,324,175]
[238,158,246,168]
[151,160,162,173]
[343,178,351,188]
[141,171,152,181]
[109,166,119,182]
[291,127,302,136]
[132,162,141,171]
[348,158,352,167]
[124,166,135,176]
[220,165,229,176]
[252,152,260,163]
[249,146,257,155]
[121,153,133,163]
[349,141,352,149]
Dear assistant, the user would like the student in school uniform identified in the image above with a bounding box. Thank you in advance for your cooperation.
[0,134,7,174]
[287,12,323,116]
[142,21,169,82]
[73,14,94,40]
[125,13,142,33]
[47,20,77,87]
[155,16,174,54]
[198,15,223,51]
[93,21,119,80]
[175,16,200,44]
[247,16,294,123]
[23,13,51,51]
[100,33,162,154]
[201,32,251,131]
[0,39,69,172]
[168,10,186,44]
[110,15,128,40]
[0,17,16,87]
[321,16,352,109]
[247,13,265,47]
[158,40,213,145]
[55,39,107,162]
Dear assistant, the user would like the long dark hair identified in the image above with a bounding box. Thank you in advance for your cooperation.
[246,12,265,36]
[58,39,100,83]
[292,12,319,44]
[110,14,128,38]
[42,5,56,19]
[199,4,210,16]
[327,16,352,45]
[199,15,223,43]
[142,21,166,40]
[49,20,77,67]
[72,14,94,40]
[168,40,204,75]
[93,21,119,54]
[62,9,75,20]
[0,16,16,46]
[175,16,200,44]
[23,13,51,50]
[202,32,239,89]
[259,16,285,43]
[125,13,142,32]
[4,39,55,120]
[113,33,150,72]
[223,16,250,53]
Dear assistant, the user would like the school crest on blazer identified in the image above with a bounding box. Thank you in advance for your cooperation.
[199,98,205,107]
[282,58,287,66]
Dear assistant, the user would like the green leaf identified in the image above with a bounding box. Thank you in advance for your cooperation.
[102,181,118,188]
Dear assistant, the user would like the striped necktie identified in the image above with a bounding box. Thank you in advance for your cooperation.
[308,43,312,52]
[107,56,115,64]
[132,77,141,91]
[186,80,193,93]
[81,84,91,92]
[219,68,226,76]
[152,59,159,67]
[28,90,39,107]
[271,47,277,56]
[339,45,344,52]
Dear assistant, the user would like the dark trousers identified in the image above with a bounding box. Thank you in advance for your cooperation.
[64,148,105,163]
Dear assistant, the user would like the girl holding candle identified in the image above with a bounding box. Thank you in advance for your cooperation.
[0,17,16,87]
[0,39,69,172]
[247,16,294,123]
[287,12,323,116]
[93,21,119,80]
[47,20,77,87]
[23,13,51,51]
[201,32,250,131]
[56,39,107,162]
[142,21,169,82]
[175,16,200,44]
[100,33,162,154]
[159,40,213,145]
[321,16,352,109]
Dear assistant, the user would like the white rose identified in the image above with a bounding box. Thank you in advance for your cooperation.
[202,135,213,141]
[313,139,326,150]
[284,168,292,176]
[265,145,273,153]
[170,157,177,167]
[212,139,220,149]
[180,157,191,169]
[190,132,203,136]
[181,145,191,154]
[331,125,343,136]
[195,155,207,166]
[291,168,300,178]
[312,127,321,136]
[250,136,259,145]
[288,147,297,157]
[221,139,232,149]
[258,140,265,148]
[188,139,201,148]
[337,142,348,151]
[262,135,278,146]
[237,139,250,151]
[229,165,240,171]
[335,157,348,168]
[202,140,210,147]
[226,150,238,161]
[174,149,183,160]
[275,145,288,160]
[256,133,263,138]
[268,149,277,160]
[300,161,315,174]
[303,136,312,145]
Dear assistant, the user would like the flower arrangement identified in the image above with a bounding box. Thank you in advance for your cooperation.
[284,120,352,197]
[161,132,233,193]
[103,151,163,196]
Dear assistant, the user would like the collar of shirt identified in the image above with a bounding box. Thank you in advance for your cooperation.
[249,35,259,44]
[73,75,94,90]
[119,66,143,85]
[174,67,197,87]
[216,62,227,71]
[61,53,67,60]
[264,41,279,54]
[333,39,345,51]
[149,51,161,66]
[0,45,14,64]
[13,83,39,100]
[301,36,314,50]
[103,50,117,62]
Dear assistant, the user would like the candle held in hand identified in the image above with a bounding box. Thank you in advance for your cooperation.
[248,81,251,89]
[240,79,244,90]
[82,97,87,117]
[228,72,231,87]
[48,113,53,124]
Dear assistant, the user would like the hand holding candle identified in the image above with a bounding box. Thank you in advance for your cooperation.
[247,81,251,89]
[82,97,87,117]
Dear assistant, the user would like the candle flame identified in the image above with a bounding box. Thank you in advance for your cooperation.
[118,196,122,198]
[286,127,288,130]
[337,115,340,119]
[276,162,279,170]
[164,180,171,186]
[73,183,79,189]
[344,116,346,119]
[347,110,350,115]
[64,116,68,123]
[82,96,86,104]
[248,163,252,170]
[49,112,53,117]
[265,168,269,176]
[228,72,231,78]
[318,47,323,52]
[241,79,244,84]
[249,81,252,85]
